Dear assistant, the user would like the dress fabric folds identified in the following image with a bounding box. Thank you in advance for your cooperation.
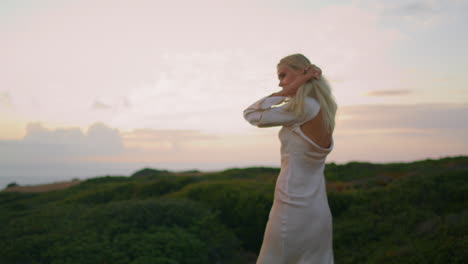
[243,95,334,264]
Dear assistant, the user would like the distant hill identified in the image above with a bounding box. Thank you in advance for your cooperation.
[2,179,82,193]
[131,168,174,179]
[0,156,466,263]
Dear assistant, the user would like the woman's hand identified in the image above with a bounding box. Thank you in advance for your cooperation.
[303,65,322,81]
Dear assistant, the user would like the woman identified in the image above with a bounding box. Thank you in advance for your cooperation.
[243,53,337,264]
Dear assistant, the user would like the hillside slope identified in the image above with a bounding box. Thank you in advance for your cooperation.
[0,156,466,263]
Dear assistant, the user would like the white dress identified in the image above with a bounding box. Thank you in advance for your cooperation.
[243,95,334,264]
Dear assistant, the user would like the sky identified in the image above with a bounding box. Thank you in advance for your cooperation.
[1,0,467,187]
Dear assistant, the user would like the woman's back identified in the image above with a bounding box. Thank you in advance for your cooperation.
[300,109,332,149]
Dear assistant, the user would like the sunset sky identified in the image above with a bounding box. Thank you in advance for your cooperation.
[1,0,467,187]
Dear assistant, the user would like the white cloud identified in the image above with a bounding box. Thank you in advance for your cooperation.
[0,122,123,164]
[366,89,412,96]
[91,100,112,110]
[337,103,468,131]
[122,128,216,152]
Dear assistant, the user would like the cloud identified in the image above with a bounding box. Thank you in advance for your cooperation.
[0,121,224,165]
[336,103,468,131]
[0,122,124,164]
[356,0,468,28]
[91,100,112,110]
[386,2,437,15]
[384,1,443,26]
[121,128,216,152]
[109,50,277,133]
[366,89,412,96]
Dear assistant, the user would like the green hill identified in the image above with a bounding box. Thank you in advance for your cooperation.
[1,156,466,263]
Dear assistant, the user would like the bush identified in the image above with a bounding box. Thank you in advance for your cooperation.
[0,198,241,264]
[6,182,18,188]
[171,180,274,252]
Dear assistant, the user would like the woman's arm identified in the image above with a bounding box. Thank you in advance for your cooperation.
[243,95,319,128]
[243,96,296,127]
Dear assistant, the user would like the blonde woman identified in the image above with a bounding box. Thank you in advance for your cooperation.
[243,53,337,264]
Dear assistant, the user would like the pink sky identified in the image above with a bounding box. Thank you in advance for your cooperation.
[1,0,467,185]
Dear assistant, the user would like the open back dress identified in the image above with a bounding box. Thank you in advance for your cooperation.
[243,95,334,264]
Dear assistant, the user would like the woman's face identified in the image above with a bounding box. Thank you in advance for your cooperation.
[277,64,300,89]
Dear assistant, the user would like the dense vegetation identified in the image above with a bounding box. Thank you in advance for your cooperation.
[1,156,467,263]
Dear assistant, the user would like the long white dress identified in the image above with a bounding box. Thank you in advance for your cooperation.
[243,95,334,264]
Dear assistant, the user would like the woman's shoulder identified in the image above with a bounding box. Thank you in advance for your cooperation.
[304,96,321,117]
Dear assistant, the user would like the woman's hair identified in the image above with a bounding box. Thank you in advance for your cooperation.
[278,53,338,133]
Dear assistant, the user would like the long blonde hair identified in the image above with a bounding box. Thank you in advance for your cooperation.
[278,53,337,133]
